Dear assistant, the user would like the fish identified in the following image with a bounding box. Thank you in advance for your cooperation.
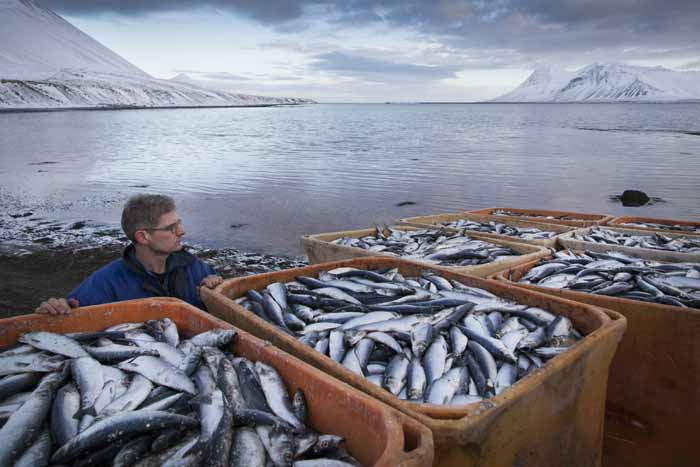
[50,411,198,463]
[0,318,363,466]
[0,368,68,465]
[18,332,89,359]
[572,227,700,253]
[439,218,558,239]
[188,329,237,348]
[254,362,304,430]
[331,227,519,266]
[50,382,80,446]
[0,352,65,376]
[237,267,583,406]
[619,221,700,234]
[520,251,700,309]
[230,427,266,467]
[117,356,196,395]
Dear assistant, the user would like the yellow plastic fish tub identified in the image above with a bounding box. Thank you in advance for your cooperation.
[398,212,576,249]
[201,257,626,467]
[558,225,700,262]
[0,298,434,467]
[488,257,700,467]
[301,225,550,278]
[466,207,612,227]
[608,215,700,236]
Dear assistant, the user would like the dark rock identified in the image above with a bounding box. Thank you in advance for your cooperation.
[129,185,150,188]
[396,201,417,207]
[69,221,87,230]
[230,223,248,229]
[620,190,651,207]
[10,212,33,218]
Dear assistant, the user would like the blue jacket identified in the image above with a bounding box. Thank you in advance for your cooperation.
[67,244,216,310]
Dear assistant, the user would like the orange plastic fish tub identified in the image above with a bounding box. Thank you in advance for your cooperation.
[466,207,612,227]
[488,257,700,467]
[201,257,626,467]
[301,225,550,278]
[0,298,434,467]
[398,212,576,248]
[557,225,700,262]
[608,215,700,236]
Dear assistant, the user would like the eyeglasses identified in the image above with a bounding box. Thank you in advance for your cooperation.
[144,219,182,234]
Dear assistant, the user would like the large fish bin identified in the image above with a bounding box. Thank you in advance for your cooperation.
[488,254,700,467]
[200,257,626,467]
[557,226,700,263]
[397,212,577,249]
[466,207,612,228]
[301,225,550,278]
[607,215,700,236]
[0,297,434,467]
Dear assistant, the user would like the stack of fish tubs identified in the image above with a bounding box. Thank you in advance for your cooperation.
[465,207,613,228]
[490,216,700,467]
[301,225,550,278]
[607,215,700,234]
[0,298,434,467]
[397,212,576,249]
[201,257,625,467]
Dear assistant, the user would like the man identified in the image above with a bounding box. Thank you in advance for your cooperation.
[36,194,223,314]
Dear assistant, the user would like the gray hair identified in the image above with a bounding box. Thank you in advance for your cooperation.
[121,194,176,242]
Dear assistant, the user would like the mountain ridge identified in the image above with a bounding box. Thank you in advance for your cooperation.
[495,63,700,102]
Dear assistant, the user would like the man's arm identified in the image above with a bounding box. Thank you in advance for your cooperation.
[194,259,223,290]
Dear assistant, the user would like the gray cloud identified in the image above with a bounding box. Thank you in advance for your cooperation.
[44,1,700,68]
[311,52,460,81]
[44,0,307,22]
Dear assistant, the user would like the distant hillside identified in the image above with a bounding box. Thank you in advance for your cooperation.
[495,63,700,102]
[0,0,313,108]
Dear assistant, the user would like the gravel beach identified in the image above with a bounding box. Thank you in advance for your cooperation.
[0,244,306,318]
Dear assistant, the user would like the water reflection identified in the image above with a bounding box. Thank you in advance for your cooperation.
[1,103,699,255]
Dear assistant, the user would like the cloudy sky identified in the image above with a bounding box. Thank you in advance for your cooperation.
[45,0,700,102]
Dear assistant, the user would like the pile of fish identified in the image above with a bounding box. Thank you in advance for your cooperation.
[331,227,520,266]
[618,221,700,234]
[571,227,700,253]
[234,267,583,405]
[492,209,578,221]
[0,321,361,467]
[517,250,700,309]
[437,219,557,240]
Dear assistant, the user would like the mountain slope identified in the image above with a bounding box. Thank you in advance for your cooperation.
[495,63,700,102]
[0,0,313,108]
[0,0,148,79]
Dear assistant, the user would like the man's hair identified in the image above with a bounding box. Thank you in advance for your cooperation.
[121,194,176,242]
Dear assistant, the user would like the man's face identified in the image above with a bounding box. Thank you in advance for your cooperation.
[143,210,185,255]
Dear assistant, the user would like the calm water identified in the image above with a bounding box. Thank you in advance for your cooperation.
[1,103,699,255]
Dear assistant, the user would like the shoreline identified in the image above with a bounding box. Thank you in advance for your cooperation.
[0,102,311,114]
[0,244,306,318]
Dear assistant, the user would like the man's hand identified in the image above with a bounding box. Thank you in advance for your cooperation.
[200,275,224,289]
[35,297,79,315]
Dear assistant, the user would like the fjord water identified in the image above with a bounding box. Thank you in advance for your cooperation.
[1,103,699,255]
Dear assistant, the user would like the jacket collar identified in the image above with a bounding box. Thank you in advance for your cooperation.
[122,243,196,277]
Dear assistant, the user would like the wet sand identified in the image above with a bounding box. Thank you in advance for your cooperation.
[0,245,306,318]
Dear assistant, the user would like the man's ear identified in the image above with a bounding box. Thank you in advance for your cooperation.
[134,230,149,245]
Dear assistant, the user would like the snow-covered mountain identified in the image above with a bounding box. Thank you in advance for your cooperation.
[495,63,700,102]
[0,0,313,108]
